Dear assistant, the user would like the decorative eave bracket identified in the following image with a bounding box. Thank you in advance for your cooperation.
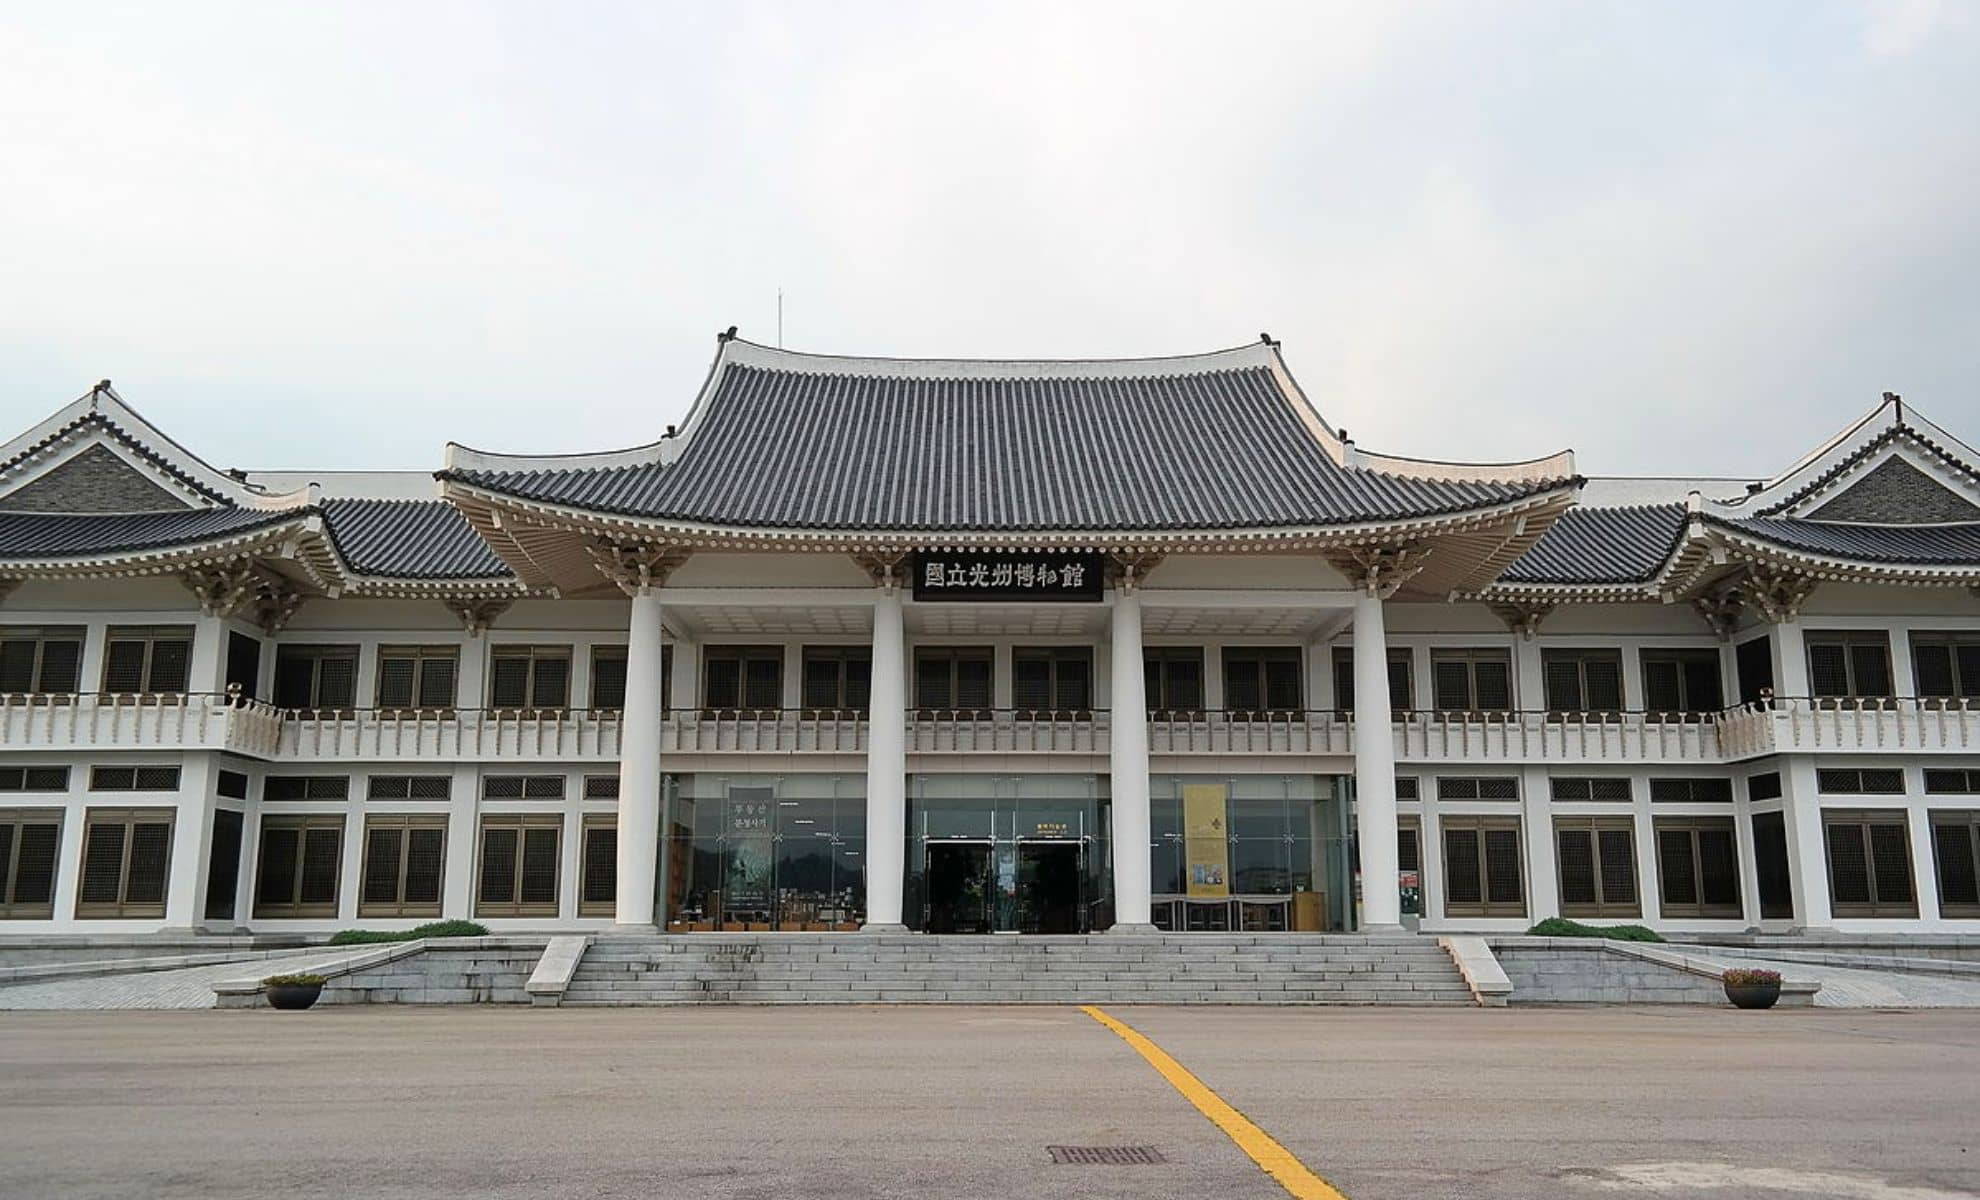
[852,550,911,593]
[589,539,694,598]
[1330,544,1431,600]
[181,560,308,634]
[443,596,515,637]
[1490,600,1555,640]
[1744,565,1820,625]
[1106,552,1167,593]
[1693,587,1746,642]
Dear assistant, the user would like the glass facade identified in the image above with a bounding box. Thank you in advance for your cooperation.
[1149,774,1351,932]
[664,773,866,931]
[906,774,1111,933]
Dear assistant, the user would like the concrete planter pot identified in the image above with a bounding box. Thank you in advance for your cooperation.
[265,982,324,1010]
[1723,980,1781,1010]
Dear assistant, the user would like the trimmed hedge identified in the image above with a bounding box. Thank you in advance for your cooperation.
[1526,917,1665,943]
[327,919,490,946]
[264,973,327,987]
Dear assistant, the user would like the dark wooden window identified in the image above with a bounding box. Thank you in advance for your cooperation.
[0,766,69,792]
[1012,647,1091,715]
[360,814,446,918]
[1648,778,1735,804]
[1542,649,1624,715]
[1551,777,1633,802]
[484,775,565,801]
[1441,817,1525,917]
[75,808,174,918]
[1930,811,1980,918]
[1394,777,1420,801]
[1431,649,1513,713]
[366,775,451,801]
[1436,776,1519,801]
[1925,769,1980,795]
[1806,631,1892,701]
[1397,820,1421,872]
[1912,633,1980,702]
[913,647,992,715]
[216,770,250,800]
[489,645,571,709]
[0,808,62,919]
[703,645,783,713]
[583,775,620,800]
[254,814,344,918]
[375,645,458,710]
[89,765,181,792]
[1816,768,1906,796]
[1223,647,1302,716]
[1748,772,1784,802]
[801,647,870,715]
[1751,810,1794,920]
[1144,648,1205,714]
[1641,648,1723,715]
[264,775,350,802]
[1656,817,1742,918]
[580,814,616,918]
[0,626,83,694]
[204,808,243,922]
[225,631,260,702]
[1556,816,1639,918]
[273,644,360,710]
[1331,647,1413,716]
[1825,810,1917,917]
[591,645,672,712]
[476,813,561,918]
[100,626,192,695]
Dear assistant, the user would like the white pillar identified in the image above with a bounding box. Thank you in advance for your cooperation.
[1352,590,1403,930]
[188,614,229,695]
[1109,587,1155,931]
[163,755,215,929]
[864,587,908,929]
[1772,622,1809,698]
[1781,756,1832,929]
[615,591,666,927]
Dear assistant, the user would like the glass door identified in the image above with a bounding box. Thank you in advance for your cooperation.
[924,841,994,933]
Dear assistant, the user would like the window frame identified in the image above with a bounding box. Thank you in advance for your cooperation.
[1144,647,1206,716]
[911,646,994,717]
[799,646,871,716]
[358,813,448,919]
[272,643,361,712]
[1439,815,1526,918]
[1805,630,1894,703]
[1654,816,1744,919]
[0,625,85,695]
[474,812,563,919]
[1640,647,1724,717]
[1430,648,1515,715]
[1541,648,1625,717]
[1929,810,1980,919]
[1554,815,1640,918]
[701,644,785,714]
[1010,646,1092,717]
[1823,809,1918,918]
[1911,632,1980,703]
[374,644,460,711]
[99,625,193,696]
[488,644,573,711]
[1330,647,1413,718]
[74,807,175,919]
[1221,646,1304,718]
[579,813,617,918]
[252,813,346,919]
[0,807,63,919]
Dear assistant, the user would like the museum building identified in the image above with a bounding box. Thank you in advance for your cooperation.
[1,332,1978,938]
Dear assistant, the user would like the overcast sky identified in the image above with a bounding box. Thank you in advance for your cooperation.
[3,1,1975,479]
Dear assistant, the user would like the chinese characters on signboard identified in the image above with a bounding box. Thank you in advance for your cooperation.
[911,551,1105,602]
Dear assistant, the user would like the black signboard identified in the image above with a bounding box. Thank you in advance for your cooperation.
[911,551,1105,602]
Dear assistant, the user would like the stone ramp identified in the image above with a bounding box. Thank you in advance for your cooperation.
[561,933,1478,1006]
[0,948,331,1010]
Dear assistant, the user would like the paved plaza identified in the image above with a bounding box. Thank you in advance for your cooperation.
[2,1005,1977,1199]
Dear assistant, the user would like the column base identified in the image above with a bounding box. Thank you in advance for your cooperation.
[612,921,660,934]
[1106,923,1162,935]
[859,922,910,934]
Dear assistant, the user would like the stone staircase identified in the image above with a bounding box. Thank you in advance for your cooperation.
[560,933,1477,1006]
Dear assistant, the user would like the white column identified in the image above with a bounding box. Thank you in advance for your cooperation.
[1772,622,1809,698]
[864,586,908,929]
[443,638,486,920]
[615,591,666,927]
[1521,764,1559,922]
[1109,587,1155,931]
[163,755,215,929]
[1781,756,1832,929]
[188,613,229,694]
[1352,590,1403,930]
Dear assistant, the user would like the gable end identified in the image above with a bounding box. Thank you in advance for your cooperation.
[1806,455,1980,524]
[0,444,196,514]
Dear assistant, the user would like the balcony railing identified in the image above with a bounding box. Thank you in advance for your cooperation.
[6,692,1975,764]
[1715,696,1980,759]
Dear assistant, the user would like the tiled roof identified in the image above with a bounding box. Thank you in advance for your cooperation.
[1497,504,1688,585]
[0,507,300,559]
[449,357,1566,531]
[1706,515,1980,565]
[321,499,512,579]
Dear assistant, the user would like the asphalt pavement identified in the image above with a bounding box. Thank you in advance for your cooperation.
[1,1005,1976,1199]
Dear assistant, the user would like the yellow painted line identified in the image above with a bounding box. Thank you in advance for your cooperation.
[1081,1005,1348,1200]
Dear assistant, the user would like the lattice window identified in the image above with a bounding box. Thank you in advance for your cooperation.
[1550,777,1632,803]
[489,645,572,709]
[100,626,192,695]
[476,813,561,918]
[1331,647,1414,717]
[254,814,344,918]
[273,644,360,710]
[1816,768,1906,796]
[1555,816,1639,918]
[1437,777,1520,801]
[580,815,617,918]
[1823,811,1916,918]
[1648,778,1734,804]
[75,808,174,918]
[1655,817,1742,918]
[1143,648,1205,714]
[1222,647,1303,717]
[1924,769,1980,796]
[1911,633,1980,701]
[1440,817,1525,917]
[1806,631,1892,700]
[1431,649,1514,713]
[375,645,459,710]
[704,645,784,712]
[0,766,70,792]
[1748,772,1784,803]
[1542,649,1624,715]
[0,626,84,694]
[912,647,991,715]
[359,814,447,918]
[366,775,451,801]
[0,808,62,918]
[483,775,565,801]
[1012,647,1091,715]
[90,765,181,792]
[265,775,350,802]
[1640,648,1724,716]
[583,776,621,800]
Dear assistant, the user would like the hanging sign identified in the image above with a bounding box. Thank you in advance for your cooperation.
[1182,784,1231,898]
[911,551,1104,602]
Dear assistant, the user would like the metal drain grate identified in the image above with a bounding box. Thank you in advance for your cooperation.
[1047,1146,1165,1165]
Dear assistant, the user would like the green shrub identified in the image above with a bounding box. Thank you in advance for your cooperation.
[264,973,327,987]
[1526,917,1665,943]
[326,919,489,946]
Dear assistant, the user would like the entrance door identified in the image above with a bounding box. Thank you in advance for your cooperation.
[1015,841,1084,934]
[925,842,994,933]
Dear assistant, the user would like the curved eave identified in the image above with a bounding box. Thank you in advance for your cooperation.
[1465,581,1662,604]
[443,476,1581,594]
[0,515,347,593]
[1696,518,1980,586]
[339,574,541,600]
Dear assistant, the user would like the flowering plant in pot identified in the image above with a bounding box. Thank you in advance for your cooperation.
[1722,967,1782,1010]
[264,973,327,1011]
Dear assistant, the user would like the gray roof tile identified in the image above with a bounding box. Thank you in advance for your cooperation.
[1498,504,1688,585]
[450,362,1563,531]
[321,498,512,580]
[1707,515,1980,565]
[0,507,299,559]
